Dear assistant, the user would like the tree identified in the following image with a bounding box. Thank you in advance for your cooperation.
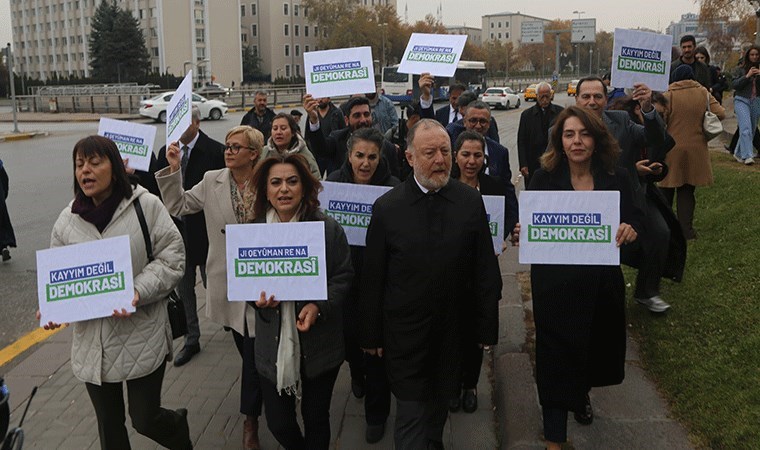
[699,0,758,50]
[89,0,150,82]
[242,44,264,81]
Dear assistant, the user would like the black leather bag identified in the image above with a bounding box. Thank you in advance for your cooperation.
[133,200,187,340]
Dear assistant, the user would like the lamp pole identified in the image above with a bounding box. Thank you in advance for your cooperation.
[572,11,586,78]
[5,43,19,133]
[380,23,388,69]
[589,47,593,75]
[165,66,171,88]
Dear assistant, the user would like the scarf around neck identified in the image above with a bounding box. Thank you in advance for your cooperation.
[71,190,124,233]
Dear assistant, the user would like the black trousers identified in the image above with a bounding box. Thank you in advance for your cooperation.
[542,407,568,443]
[394,396,449,449]
[633,197,670,299]
[230,327,263,417]
[461,344,484,390]
[661,184,697,239]
[344,319,391,425]
[260,365,340,450]
[84,361,191,450]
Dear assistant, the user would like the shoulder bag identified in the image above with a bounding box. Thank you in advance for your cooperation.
[133,199,187,340]
[703,91,723,141]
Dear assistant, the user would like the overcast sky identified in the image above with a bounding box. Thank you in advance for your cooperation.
[0,0,701,54]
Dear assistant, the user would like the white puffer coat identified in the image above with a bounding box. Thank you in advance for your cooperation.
[50,186,185,385]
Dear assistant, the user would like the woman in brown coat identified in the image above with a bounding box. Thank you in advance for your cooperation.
[660,64,725,239]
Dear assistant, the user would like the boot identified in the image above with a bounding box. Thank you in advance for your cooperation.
[243,415,261,450]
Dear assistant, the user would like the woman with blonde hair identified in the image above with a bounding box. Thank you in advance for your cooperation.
[156,125,266,450]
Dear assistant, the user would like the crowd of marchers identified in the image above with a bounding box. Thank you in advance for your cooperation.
[26,33,754,450]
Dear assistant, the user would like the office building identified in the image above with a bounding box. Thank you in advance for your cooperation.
[482,11,551,47]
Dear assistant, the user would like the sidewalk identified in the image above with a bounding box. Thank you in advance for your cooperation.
[2,248,696,449]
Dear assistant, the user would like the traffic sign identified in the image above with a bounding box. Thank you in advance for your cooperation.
[572,19,596,43]
[521,21,544,44]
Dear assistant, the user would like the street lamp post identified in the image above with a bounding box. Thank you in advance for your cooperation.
[379,23,388,69]
[5,43,19,133]
[183,60,192,77]
[165,66,171,88]
[117,62,123,84]
[589,47,593,76]
[575,44,579,77]
[572,10,585,19]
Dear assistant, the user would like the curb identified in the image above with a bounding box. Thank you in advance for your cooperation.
[0,131,50,142]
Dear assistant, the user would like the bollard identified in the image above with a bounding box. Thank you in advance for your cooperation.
[90,96,95,113]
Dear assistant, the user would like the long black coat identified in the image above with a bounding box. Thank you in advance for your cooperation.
[517,103,563,180]
[152,131,225,266]
[528,166,641,413]
[359,177,502,401]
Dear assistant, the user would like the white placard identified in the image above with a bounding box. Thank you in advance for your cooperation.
[166,70,193,148]
[518,191,620,265]
[483,195,506,255]
[610,28,673,92]
[521,21,545,44]
[319,181,392,247]
[304,47,376,99]
[226,222,327,301]
[397,33,468,77]
[571,19,596,43]
[98,118,157,172]
[37,235,135,325]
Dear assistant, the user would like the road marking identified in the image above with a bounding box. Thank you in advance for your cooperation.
[0,326,66,367]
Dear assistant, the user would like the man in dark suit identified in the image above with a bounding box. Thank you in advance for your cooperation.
[154,105,225,365]
[575,76,673,314]
[461,101,519,232]
[517,82,564,187]
[417,73,500,143]
[670,35,711,88]
[240,90,276,142]
[360,119,502,449]
[433,82,466,127]
[304,95,400,178]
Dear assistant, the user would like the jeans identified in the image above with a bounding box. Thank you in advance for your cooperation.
[84,361,191,450]
[734,95,760,160]
[176,263,206,347]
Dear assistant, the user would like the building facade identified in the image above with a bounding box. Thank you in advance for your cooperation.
[445,26,482,47]
[241,0,396,82]
[481,11,550,48]
[8,0,242,86]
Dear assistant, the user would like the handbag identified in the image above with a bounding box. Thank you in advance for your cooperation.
[133,200,187,340]
[703,91,723,141]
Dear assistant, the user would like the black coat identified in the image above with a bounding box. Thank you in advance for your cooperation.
[305,126,400,179]
[0,163,16,249]
[517,103,563,177]
[326,159,400,336]
[359,177,502,401]
[528,166,641,413]
[445,117,500,143]
[152,131,225,266]
[317,102,347,138]
[240,107,277,142]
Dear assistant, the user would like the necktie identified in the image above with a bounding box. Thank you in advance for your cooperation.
[453,108,459,122]
[180,145,189,178]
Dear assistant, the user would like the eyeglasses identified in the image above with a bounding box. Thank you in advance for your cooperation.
[225,144,253,154]
[466,118,489,126]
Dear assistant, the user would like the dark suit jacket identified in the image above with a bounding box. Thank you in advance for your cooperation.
[152,130,225,266]
[360,177,502,401]
[483,137,519,232]
[434,104,458,127]
[445,117,500,143]
[305,126,400,178]
[517,103,563,177]
[602,110,668,209]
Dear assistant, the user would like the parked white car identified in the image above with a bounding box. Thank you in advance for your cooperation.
[481,87,521,110]
[139,92,228,122]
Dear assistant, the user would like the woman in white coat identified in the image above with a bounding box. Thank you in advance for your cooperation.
[155,125,264,450]
[39,135,189,450]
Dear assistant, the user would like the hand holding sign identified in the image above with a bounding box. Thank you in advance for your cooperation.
[166,141,182,173]
[631,82,653,112]
[418,73,435,101]
[615,223,637,247]
[303,94,320,125]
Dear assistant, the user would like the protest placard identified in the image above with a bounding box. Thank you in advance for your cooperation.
[37,235,135,325]
[304,47,376,98]
[482,195,506,255]
[518,191,620,265]
[318,181,391,247]
[226,222,327,301]
[397,33,468,77]
[166,70,193,148]
[610,28,673,92]
[98,118,157,172]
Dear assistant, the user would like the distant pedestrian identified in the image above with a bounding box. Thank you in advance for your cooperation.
[39,135,190,450]
[517,81,564,187]
[694,46,728,104]
[289,109,303,134]
[366,90,399,134]
[241,91,277,141]
[670,35,711,88]
[730,45,760,165]
[0,160,17,261]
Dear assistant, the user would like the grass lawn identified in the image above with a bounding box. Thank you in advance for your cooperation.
[624,151,759,449]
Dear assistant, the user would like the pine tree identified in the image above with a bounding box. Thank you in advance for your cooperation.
[89,0,150,82]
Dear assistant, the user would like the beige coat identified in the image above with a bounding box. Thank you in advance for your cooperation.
[660,80,726,188]
[155,167,256,336]
[51,186,185,385]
